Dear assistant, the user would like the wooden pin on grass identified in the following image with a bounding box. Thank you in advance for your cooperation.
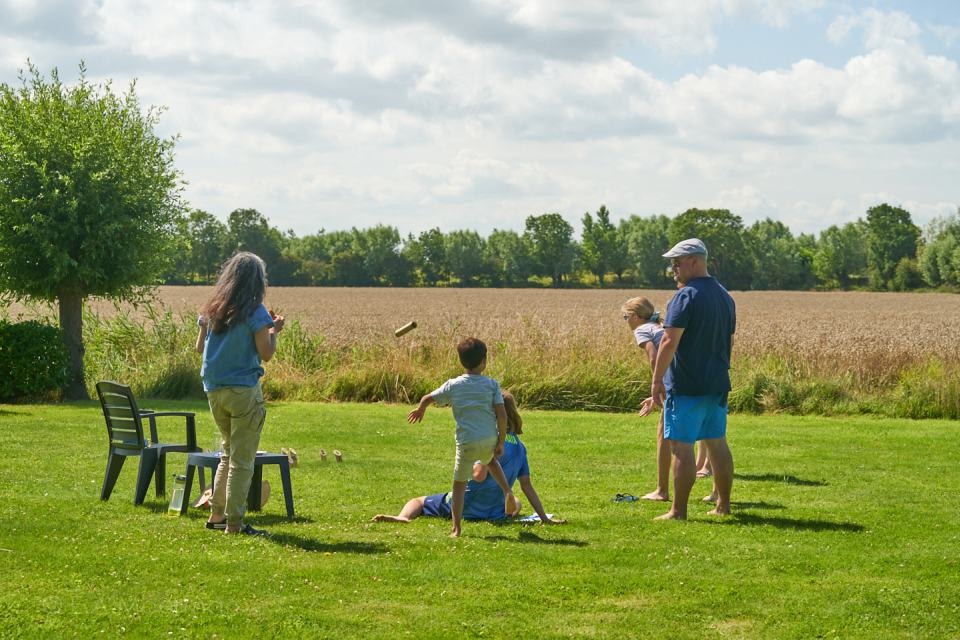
[394,320,417,337]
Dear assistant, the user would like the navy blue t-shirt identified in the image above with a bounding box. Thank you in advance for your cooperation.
[663,276,736,396]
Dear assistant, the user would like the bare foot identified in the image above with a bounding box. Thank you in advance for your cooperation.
[641,490,670,501]
[372,514,410,523]
[654,510,687,521]
[707,507,730,516]
[702,492,718,503]
[449,529,461,538]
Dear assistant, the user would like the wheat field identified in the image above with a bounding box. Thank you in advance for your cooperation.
[5,287,959,414]
[77,286,960,365]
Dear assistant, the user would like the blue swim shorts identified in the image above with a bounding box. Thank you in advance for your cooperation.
[422,492,452,518]
[663,393,728,444]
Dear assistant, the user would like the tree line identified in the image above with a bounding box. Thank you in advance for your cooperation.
[165,203,960,291]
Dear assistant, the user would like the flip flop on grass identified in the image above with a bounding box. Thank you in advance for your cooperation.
[613,493,640,502]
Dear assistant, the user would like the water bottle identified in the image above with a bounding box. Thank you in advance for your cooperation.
[167,474,186,516]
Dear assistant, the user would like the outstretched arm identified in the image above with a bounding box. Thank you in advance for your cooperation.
[518,475,565,524]
[408,394,435,423]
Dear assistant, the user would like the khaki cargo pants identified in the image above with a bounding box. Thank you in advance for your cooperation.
[207,385,266,526]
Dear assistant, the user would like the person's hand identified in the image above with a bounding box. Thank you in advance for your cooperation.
[270,311,285,333]
[407,407,425,424]
[638,396,655,417]
[651,381,666,408]
[494,440,504,457]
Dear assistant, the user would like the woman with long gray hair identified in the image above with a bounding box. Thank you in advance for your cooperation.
[195,252,284,535]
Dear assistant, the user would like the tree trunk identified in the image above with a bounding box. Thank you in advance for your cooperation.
[59,290,89,400]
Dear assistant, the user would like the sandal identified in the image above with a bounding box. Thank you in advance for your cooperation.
[696,470,712,478]
[613,493,639,502]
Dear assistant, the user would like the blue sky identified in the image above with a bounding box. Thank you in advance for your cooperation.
[1,0,957,237]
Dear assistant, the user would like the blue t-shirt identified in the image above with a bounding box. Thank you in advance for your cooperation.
[663,276,736,396]
[459,433,530,520]
[201,304,275,392]
[430,374,504,444]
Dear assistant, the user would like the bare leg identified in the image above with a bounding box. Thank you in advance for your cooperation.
[655,440,695,521]
[372,496,426,523]
[696,440,712,477]
[702,438,733,515]
[472,461,488,482]
[450,480,467,537]
[642,415,670,501]
[485,458,518,516]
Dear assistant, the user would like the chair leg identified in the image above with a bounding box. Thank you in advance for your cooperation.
[135,449,158,505]
[155,454,167,498]
[101,450,126,501]
[279,459,295,519]
[181,461,196,516]
[247,466,263,512]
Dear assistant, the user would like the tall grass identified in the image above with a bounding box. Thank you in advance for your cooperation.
[46,306,957,419]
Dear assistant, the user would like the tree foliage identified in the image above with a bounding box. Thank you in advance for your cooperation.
[865,204,920,290]
[524,213,575,287]
[0,63,182,398]
[669,208,754,289]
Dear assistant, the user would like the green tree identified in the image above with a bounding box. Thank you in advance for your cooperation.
[581,205,621,286]
[919,210,960,288]
[746,218,814,290]
[225,208,284,266]
[484,229,531,286]
[405,228,447,286]
[524,213,575,287]
[0,63,182,398]
[187,209,227,282]
[355,225,411,286]
[668,208,754,290]
[161,212,192,284]
[812,221,867,288]
[287,231,331,285]
[445,230,485,285]
[620,214,673,287]
[865,203,921,290]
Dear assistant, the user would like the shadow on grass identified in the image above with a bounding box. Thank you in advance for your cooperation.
[266,533,389,554]
[483,530,588,547]
[0,408,27,416]
[705,512,864,533]
[734,472,827,487]
[250,513,315,526]
[730,501,785,510]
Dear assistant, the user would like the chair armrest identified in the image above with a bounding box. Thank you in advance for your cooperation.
[139,411,198,451]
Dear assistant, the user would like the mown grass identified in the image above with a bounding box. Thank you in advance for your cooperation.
[1,401,958,638]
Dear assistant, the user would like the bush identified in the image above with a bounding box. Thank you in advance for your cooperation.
[0,320,69,401]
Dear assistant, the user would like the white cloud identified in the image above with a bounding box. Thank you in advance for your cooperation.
[0,1,957,238]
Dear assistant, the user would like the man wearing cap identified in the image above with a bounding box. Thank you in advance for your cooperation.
[650,238,736,520]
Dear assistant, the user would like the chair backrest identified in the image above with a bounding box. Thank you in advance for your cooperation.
[96,381,145,452]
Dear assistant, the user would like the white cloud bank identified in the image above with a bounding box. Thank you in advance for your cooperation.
[0,0,956,235]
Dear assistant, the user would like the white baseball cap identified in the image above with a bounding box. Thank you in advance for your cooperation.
[662,238,708,258]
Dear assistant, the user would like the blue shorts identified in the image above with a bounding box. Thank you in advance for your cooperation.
[663,393,728,444]
[422,492,452,518]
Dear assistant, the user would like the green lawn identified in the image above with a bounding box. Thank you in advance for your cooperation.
[0,402,958,639]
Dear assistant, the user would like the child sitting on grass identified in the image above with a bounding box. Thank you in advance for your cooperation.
[375,391,565,525]
[407,337,518,537]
